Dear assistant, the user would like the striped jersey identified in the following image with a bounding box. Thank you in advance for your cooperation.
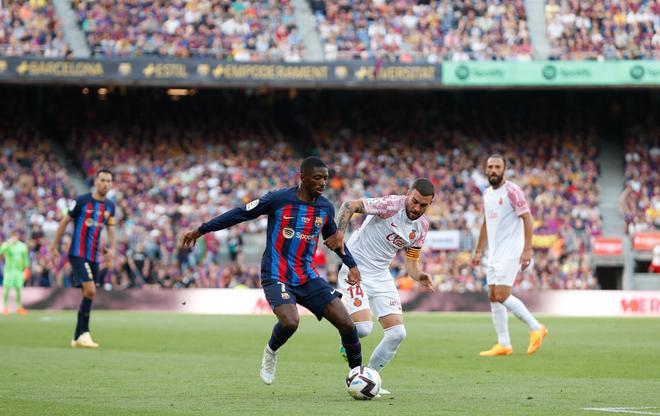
[198,187,356,286]
[68,193,116,262]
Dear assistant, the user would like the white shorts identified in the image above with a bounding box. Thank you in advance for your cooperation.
[337,266,402,318]
[486,258,522,286]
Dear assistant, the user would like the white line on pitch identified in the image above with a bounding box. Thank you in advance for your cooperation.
[583,407,660,415]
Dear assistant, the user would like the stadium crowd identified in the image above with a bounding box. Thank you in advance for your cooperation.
[311,0,533,62]
[74,0,305,61]
[545,0,660,60]
[3,0,658,62]
[621,122,659,236]
[0,91,609,292]
[0,0,70,57]
[303,93,601,290]
[0,131,77,288]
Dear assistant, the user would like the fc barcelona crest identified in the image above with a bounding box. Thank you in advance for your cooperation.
[315,216,323,227]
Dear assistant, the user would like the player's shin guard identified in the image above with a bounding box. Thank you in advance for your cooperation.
[267,322,296,352]
[341,326,362,369]
[368,324,406,372]
[75,297,93,340]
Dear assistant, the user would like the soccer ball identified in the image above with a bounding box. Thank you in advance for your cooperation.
[345,366,381,400]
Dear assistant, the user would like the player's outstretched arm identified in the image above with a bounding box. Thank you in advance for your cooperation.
[181,193,274,249]
[322,209,361,284]
[326,200,366,252]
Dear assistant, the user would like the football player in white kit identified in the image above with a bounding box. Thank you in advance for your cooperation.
[325,178,434,391]
[471,155,548,356]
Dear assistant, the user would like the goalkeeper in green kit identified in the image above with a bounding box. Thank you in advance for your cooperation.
[1,232,30,315]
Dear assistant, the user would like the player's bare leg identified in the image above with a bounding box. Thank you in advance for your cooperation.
[261,304,299,385]
[323,298,362,369]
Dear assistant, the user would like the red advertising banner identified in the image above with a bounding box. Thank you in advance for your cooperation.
[592,237,624,256]
[17,288,660,317]
[633,232,660,251]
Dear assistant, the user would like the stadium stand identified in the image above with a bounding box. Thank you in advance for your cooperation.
[3,88,656,290]
[311,0,533,62]
[621,123,659,236]
[545,0,660,60]
[0,0,70,57]
[74,0,305,61]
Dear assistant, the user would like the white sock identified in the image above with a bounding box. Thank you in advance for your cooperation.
[502,295,541,331]
[368,324,406,372]
[490,302,511,347]
[355,321,373,338]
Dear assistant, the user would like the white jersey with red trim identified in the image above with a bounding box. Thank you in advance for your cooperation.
[346,195,429,277]
[483,180,531,262]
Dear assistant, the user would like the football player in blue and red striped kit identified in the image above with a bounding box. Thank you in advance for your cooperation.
[182,157,363,385]
[50,169,116,348]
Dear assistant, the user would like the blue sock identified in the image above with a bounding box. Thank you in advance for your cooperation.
[75,297,93,339]
[268,322,296,351]
[341,327,362,369]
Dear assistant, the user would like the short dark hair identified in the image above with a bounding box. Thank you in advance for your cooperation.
[411,178,435,197]
[96,168,114,179]
[487,154,507,168]
[300,156,327,173]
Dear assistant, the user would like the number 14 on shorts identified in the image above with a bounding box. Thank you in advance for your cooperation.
[347,284,364,305]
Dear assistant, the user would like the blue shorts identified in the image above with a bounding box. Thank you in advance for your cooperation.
[69,256,100,288]
[262,278,342,321]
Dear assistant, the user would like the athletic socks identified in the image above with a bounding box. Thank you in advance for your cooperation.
[341,326,362,369]
[267,322,297,352]
[490,302,511,347]
[503,295,541,331]
[368,324,406,372]
[74,297,93,340]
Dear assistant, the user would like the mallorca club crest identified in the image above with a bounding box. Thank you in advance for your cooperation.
[353,299,362,307]
[409,230,416,240]
[498,197,503,205]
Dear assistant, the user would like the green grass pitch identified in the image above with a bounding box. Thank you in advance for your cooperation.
[1,312,659,415]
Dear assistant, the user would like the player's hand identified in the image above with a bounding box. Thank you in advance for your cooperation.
[324,231,345,254]
[345,266,361,286]
[181,228,203,249]
[417,272,434,292]
[520,248,533,271]
[471,250,482,268]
